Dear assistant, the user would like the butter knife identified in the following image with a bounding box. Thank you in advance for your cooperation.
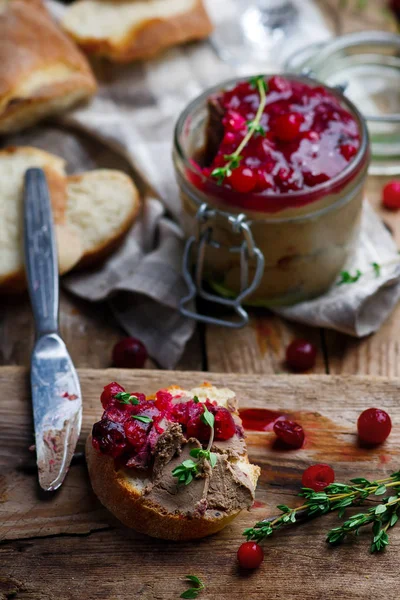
[24,168,82,492]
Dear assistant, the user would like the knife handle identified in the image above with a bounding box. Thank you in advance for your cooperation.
[24,169,59,337]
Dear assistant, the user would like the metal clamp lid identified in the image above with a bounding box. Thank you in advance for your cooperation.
[179,203,265,328]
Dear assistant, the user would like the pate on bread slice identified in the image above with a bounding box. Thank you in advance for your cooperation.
[86,383,260,541]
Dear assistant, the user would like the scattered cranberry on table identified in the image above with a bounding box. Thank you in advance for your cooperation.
[112,337,148,369]
[382,181,400,211]
[273,419,305,449]
[357,408,392,445]
[302,464,335,492]
[237,541,264,569]
[286,339,317,372]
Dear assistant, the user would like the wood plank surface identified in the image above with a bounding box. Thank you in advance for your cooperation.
[1,368,399,599]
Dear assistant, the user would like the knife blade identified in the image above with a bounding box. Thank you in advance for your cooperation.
[24,168,82,492]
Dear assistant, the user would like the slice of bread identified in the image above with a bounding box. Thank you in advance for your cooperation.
[0,0,97,134]
[86,384,260,541]
[0,146,140,293]
[66,170,140,269]
[62,0,213,63]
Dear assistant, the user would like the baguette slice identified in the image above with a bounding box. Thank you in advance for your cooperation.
[0,0,97,134]
[86,384,260,541]
[62,0,213,63]
[66,170,140,269]
[0,146,140,293]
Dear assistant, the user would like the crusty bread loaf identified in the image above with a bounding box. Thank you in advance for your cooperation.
[0,0,97,134]
[62,0,213,63]
[86,384,260,541]
[0,146,140,293]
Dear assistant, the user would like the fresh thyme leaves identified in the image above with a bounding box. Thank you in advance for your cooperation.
[132,415,153,424]
[190,447,218,468]
[172,459,200,486]
[244,471,400,553]
[337,269,362,285]
[180,575,205,599]
[327,493,400,553]
[336,258,400,286]
[211,76,268,185]
[114,392,139,405]
[201,404,215,430]
[172,401,217,485]
[372,262,381,277]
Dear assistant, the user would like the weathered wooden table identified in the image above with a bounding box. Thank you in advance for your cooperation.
[1,2,399,599]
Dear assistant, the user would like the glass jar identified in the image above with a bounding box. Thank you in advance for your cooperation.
[284,31,400,175]
[173,75,370,325]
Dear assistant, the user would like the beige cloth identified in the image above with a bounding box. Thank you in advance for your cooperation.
[4,0,400,367]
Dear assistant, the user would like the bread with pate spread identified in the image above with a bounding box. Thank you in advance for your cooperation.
[0,0,97,134]
[0,146,140,293]
[86,382,260,541]
[62,0,213,63]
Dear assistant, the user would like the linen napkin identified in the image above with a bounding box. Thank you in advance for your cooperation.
[6,0,400,368]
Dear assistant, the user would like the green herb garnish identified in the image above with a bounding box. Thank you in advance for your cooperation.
[180,575,205,599]
[114,392,139,405]
[244,471,400,554]
[372,262,381,277]
[211,76,268,184]
[172,401,217,485]
[132,415,153,424]
[337,269,362,285]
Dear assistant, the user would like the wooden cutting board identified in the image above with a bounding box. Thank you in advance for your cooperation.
[1,367,399,600]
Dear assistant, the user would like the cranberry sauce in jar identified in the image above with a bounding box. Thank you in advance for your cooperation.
[173,74,370,306]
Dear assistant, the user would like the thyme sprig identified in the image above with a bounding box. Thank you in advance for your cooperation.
[244,471,400,553]
[180,575,205,599]
[211,75,268,185]
[172,401,217,485]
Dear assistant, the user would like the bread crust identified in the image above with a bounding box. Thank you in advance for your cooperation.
[0,0,97,133]
[86,435,241,541]
[86,384,260,541]
[63,0,213,63]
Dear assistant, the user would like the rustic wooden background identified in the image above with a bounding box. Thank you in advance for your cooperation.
[1,369,399,600]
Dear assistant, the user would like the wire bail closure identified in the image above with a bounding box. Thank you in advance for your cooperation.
[179,203,265,328]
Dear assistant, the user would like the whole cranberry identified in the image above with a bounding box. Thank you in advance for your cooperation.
[112,337,148,369]
[228,166,257,193]
[382,181,400,210]
[357,408,392,445]
[100,381,125,409]
[302,464,335,492]
[92,419,127,457]
[273,113,304,142]
[213,406,236,441]
[124,419,149,451]
[286,339,317,372]
[273,419,305,449]
[237,542,264,569]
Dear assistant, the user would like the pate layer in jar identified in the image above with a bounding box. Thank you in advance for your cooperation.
[173,75,370,306]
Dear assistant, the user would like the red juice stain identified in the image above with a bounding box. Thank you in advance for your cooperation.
[379,454,391,465]
[252,500,266,509]
[239,408,285,432]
